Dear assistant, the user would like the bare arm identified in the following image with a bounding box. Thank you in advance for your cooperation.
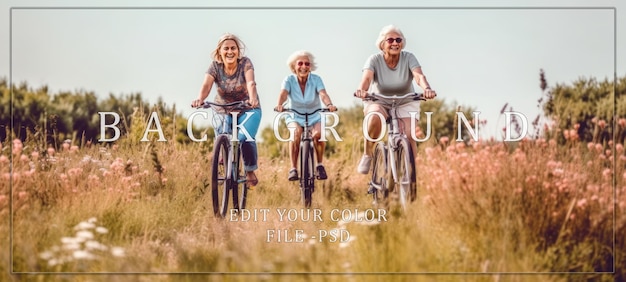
[192,73,215,107]
[318,89,337,112]
[355,69,374,98]
[245,65,260,108]
[412,67,437,99]
[274,89,289,112]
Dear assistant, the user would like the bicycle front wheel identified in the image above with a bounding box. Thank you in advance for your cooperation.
[395,137,416,210]
[235,144,248,211]
[211,135,230,218]
[371,142,389,205]
[300,140,314,208]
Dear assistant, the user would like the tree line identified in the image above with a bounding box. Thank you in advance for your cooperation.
[1,72,623,150]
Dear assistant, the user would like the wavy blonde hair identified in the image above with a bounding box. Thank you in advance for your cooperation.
[211,33,246,62]
[376,25,406,51]
[286,50,318,73]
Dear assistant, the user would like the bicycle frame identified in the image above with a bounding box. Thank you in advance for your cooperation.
[197,100,249,216]
[363,92,425,207]
[277,107,329,207]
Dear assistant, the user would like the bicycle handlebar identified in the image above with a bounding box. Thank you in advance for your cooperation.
[193,100,250,110]
[356,92,426,102]
[274,107,330,116]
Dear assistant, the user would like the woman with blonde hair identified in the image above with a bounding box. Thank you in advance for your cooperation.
[192,33,262,186]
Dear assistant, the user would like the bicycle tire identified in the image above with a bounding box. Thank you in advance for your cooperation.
[395,137,416,210]
[300,140,314,208]
[371,142,389,205]
[235,144,248,211]
[211,135,230,218]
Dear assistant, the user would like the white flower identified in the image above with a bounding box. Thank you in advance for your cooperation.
[76,230,94,240]
[61,236,83,245]
[111,247,126,257]
[73,250,96,260]
[62,242,81,250]
[85,240,108,251]
[74,221,96,230]
[39,251,54,260]
[95,227,109,234]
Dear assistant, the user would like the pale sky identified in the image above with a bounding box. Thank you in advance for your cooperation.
[3,0,623,141]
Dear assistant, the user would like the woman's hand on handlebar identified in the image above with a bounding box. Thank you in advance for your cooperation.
[424,88,437,99]
[274,104,284,112]
[354,89,368,99]
[191,99,204,108]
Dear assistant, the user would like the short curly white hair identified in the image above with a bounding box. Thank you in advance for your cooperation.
[286,50,318,73]
[376,25,406,51]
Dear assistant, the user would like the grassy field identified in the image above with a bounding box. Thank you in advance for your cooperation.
[1,107,623,281]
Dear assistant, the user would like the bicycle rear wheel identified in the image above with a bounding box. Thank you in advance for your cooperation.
[300,140,314,208]
[371,142,389,205]
[211,135,230,218]
[395,137,416,210]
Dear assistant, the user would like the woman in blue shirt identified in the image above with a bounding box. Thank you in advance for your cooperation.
[275,50,337,181]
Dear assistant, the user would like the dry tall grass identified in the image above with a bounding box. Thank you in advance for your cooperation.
[1,112,622,282]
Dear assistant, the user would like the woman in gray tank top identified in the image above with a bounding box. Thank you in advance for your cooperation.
[354,25,438,176]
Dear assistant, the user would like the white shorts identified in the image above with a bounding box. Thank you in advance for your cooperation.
[363,100,421,120]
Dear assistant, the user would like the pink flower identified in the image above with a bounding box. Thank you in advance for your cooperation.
[595,143,603,153]
[12,139,23,156]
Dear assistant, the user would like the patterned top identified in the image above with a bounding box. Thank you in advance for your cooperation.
[281,73,326,126]
[207,56,256,111]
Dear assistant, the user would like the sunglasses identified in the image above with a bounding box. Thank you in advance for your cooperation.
[297,61,311,66]
[386,37,403,44]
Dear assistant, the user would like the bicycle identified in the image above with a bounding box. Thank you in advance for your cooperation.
[275,107,330,208]
[360,92,426,211]
[196,100,250,218]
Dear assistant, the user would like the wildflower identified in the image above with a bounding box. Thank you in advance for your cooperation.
[85,240,108,251]
[76,230,94,240]
[62,140,71,151]
[576,198,587,208]
[595,143,603,153]
[619,118,626,128]
[72,250,96,260]
[12,139,23,156]
[74,221,96,231]
[549,139,556,147]
[602,169,611,179]
[95,227,109,234]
